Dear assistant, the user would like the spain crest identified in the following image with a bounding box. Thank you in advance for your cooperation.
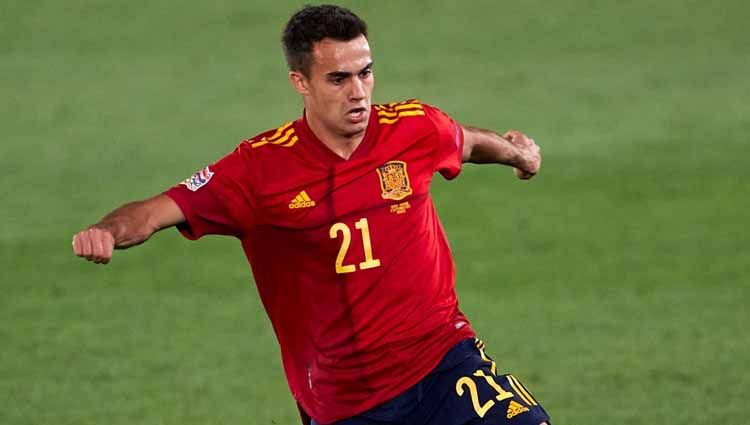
[376,161,412,201]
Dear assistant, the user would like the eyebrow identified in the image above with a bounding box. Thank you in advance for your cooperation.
[326,61,374,79]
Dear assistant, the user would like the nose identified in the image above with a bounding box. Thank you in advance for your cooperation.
[349,77,365,101]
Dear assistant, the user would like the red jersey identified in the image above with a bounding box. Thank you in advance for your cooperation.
[165,100,475,423]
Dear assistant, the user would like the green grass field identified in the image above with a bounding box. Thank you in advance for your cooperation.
[2,1,748,424]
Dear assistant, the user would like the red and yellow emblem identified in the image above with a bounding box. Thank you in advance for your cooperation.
[376,161,412,201]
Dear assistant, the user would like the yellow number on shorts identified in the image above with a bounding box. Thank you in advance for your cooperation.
[474,370,514,402]
[456,368,518,418]
[456,376,495,418]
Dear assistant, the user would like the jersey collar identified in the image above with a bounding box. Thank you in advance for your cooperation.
[294,107,380,165]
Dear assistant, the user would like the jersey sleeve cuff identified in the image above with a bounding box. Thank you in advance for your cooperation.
[163,187,202,240]
[438,121,464,181]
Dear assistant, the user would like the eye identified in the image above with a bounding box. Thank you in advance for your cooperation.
[331,77,345,85]
[359,68,372,78]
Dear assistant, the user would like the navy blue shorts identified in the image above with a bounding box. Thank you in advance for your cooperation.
[312,338,550,425]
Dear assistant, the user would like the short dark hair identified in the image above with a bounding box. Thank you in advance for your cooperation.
[282,4,368,76]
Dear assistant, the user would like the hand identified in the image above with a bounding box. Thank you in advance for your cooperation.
[503,130,541,180]
[72,226,116,264]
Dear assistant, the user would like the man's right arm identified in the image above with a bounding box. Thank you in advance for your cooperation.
[72,194,185,264]
[461,127,541,179]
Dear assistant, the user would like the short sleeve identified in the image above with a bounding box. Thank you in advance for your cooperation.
[164,144,257,240]
[423,104,464,180]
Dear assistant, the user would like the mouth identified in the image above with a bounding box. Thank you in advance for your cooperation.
[346,107,368,123]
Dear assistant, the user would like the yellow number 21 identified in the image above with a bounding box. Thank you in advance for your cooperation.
[455,369,514,418]
[329,218,381,274]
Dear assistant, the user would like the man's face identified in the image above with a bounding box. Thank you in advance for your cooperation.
[292,35,374,139]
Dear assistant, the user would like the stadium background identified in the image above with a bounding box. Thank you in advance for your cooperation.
[1,1,747,423]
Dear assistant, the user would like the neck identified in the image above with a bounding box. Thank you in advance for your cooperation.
[305,109,366,160]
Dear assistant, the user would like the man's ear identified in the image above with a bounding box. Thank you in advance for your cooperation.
[289,71,310,95]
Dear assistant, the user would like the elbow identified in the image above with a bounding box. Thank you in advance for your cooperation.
[461,128,476,163]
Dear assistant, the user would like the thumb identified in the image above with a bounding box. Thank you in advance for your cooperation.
[514,167,534,179]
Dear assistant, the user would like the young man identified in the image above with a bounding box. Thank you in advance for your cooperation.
[72,5,549,425]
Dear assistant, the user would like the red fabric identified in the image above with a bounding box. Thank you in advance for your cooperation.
[164,100,473,424]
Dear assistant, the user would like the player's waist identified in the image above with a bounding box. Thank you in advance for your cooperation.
[297,321,475,422]
[308,299,465,371]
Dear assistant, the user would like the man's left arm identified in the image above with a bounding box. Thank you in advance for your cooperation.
[461,126,541,179]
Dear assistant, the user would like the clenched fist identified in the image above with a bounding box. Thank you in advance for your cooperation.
[504,130,541,180]
[72,226,116,264]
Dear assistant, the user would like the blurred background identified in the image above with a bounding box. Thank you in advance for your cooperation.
[1,1,748,424]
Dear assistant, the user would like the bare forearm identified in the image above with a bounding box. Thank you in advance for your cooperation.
[95,194,184,248]
[462,126,523,166]
[73,194,185,264]
[461,125,541,179]
[95,200,161,249]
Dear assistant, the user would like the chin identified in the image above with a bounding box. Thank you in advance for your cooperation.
[353,123,369,135]
[341,129,365,139]
[341,121,368,137]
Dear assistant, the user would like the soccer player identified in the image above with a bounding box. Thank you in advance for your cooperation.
[72,5,548,425]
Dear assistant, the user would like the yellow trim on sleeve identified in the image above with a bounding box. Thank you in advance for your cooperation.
[271,128,296,144]
[378,110,425,124]
[281,135,299,148]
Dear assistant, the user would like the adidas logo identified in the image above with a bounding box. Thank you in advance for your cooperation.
[506,400,529,419]
[288,191,316,209]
